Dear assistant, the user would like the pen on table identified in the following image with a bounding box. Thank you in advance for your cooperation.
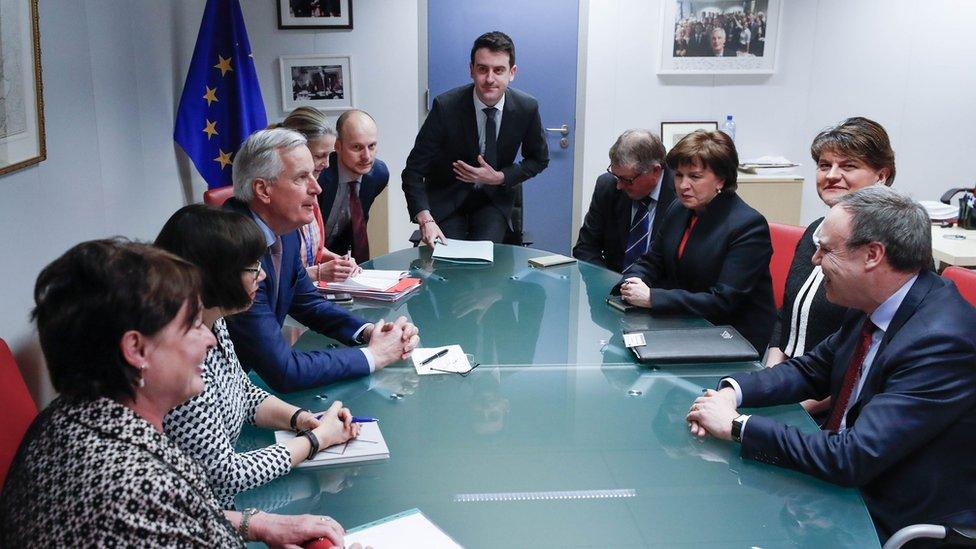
[420,348,449,365]
[314,413,378,423]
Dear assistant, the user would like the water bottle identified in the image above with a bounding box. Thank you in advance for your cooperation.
[721,114,736,142]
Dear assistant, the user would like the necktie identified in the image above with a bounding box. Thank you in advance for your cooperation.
[270,236,283,296]
[347,181,370,263]
[825,318,877,432]
[483,107,498,168]
[677,215,698,260]
[623,198,652,272]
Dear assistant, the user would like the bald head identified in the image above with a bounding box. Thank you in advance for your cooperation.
[334,109,378,175]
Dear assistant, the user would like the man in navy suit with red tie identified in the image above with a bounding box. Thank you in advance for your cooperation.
[686,186,976,543]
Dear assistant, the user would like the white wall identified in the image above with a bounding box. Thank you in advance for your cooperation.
[579,0,976,230]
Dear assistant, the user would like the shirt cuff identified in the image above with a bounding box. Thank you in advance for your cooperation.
[737,414,751,441]
[360,348,376,373]
[719,377,744,407]
[353,323,373,344]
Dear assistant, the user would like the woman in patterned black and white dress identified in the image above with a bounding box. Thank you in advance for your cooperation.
[156,205,362,508]
[763,117,896,416]
[0,239,350,547]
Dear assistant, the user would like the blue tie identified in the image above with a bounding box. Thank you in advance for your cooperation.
[623,198,652,272]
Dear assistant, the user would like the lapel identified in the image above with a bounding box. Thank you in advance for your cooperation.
[615,191,633,246]
[653,167,676,236]
[497,91,519,158]
[260,248,279,315]
[460,88,480,161]
[664,204,693,275]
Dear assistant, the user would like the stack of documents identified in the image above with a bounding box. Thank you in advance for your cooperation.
[920,200,959,222]
[739,155,799,174]
[431,238,493,264]
[275,421,390,468]
[345,508,462,547]
[316,269,421,301]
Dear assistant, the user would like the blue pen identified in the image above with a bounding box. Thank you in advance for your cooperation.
[314,413,378,423]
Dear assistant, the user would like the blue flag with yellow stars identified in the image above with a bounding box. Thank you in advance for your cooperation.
[174,0,266,190]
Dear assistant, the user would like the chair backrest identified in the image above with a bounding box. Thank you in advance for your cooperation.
[768,222,806,310]
[943,266,976,307]
[0,338,37,487]
[203,185,234,206]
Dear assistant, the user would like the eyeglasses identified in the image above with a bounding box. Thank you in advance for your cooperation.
[607,165,647,186]
[243,262,263,281]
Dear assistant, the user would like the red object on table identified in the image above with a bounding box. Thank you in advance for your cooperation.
[303,537,336,549]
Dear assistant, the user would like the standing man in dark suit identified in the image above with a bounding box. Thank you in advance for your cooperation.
[686,186,976,543]
[573,129,676,273]
[224,128,417,392]
[402,31,549,246]
[317,109,388,263]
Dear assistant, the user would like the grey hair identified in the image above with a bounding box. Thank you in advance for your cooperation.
[232,128,308,202]
[609,129,666,174]
[838,186,931,272]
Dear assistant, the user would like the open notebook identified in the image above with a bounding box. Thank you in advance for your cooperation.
[274,421,389,468]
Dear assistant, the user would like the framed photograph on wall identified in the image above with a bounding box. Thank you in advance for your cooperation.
[0,0,46,177]
[279,55,353,112]
[658,0,782,75]
[660,121,718,152]
[277,0,353,30]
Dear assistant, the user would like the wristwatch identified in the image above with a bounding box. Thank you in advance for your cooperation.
[731,414,749,443]
[238,507,261,540]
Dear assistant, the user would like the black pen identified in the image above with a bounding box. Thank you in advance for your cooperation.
[420,349,449,365]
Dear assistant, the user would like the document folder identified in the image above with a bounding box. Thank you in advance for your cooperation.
[624,325,758,364]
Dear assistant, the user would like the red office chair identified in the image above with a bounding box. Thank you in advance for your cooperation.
[203,185,234,206]
[768,222,806,309]
[943,266,976,307]
[0,338,37,487]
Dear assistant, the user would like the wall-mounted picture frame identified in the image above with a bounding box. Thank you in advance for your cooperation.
[279,54,353,112]
[0,0,46,177]
[658,0,782,75]
[277,0,353,30]
[660,121,718,152]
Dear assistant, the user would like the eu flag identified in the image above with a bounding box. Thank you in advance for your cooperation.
[174,0,267,190]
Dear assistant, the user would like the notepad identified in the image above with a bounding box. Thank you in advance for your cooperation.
[528,253,576,267]
[431,238,493,263]
[345,508,462,547]
[274,421,389,468]
[412,345,472,375]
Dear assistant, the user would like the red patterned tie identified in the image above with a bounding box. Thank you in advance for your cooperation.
[825,318,876,432]
[347,181,370,263]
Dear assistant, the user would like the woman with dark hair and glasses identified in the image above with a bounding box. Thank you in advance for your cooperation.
[0,239,351,547]
[156,204,361,509]
[615,130,775,353]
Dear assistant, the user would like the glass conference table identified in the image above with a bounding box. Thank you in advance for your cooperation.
[237,245,879,547]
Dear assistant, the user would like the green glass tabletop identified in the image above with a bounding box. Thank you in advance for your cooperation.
[237,245,879,547]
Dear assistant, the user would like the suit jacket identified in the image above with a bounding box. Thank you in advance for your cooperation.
[572,169,677,272]
[617,191,775,352]
[729,270,976,541]
[316,153,389,254]
[401,83,549,223]
[223,198,370,392]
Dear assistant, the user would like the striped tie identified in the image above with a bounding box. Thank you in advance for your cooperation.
[623,198,651,272]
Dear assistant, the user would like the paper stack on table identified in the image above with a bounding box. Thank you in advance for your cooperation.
[315,269,421,302]
[739,155,799,174]
[345,508,462,548]
[275,421,389,468]
[430,238,493,264]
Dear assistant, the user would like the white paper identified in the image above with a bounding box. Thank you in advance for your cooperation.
[623,332,647,348]
[412,345,471,375]
[274,422,389,468]
[326,269,406,291]
[345,509,462,548]
[431,238,493,263]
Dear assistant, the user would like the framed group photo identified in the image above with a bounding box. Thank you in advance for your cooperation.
[0,0,46,177]
[658,0,782,75]
[277,0,353,30]
[279,55,353,112]
[660,121,718,152]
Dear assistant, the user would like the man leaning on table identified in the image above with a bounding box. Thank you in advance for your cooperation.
[224,128,419,392]
[572,129,676,273]
[685,186,976,543]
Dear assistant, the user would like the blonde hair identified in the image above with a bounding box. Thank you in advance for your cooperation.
[270,106,336,140]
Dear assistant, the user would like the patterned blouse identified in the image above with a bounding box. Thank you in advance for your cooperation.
[0,397,243,547]
[164,317,291,509]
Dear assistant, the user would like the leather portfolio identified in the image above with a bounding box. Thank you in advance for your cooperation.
[624,325,758,364]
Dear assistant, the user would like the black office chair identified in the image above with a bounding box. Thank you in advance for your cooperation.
[882,524,976,549]
[409,187,533,247]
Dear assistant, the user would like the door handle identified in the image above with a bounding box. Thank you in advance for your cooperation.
[545,124,569,136]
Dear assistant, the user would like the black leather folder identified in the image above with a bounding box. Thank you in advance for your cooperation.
[624,325,758,364]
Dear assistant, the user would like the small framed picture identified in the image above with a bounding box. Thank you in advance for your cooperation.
[660,121,718,152]
[277,0,353,30]
[1,0,46,177]
[279,55,353,112]
[658,0,782,75]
